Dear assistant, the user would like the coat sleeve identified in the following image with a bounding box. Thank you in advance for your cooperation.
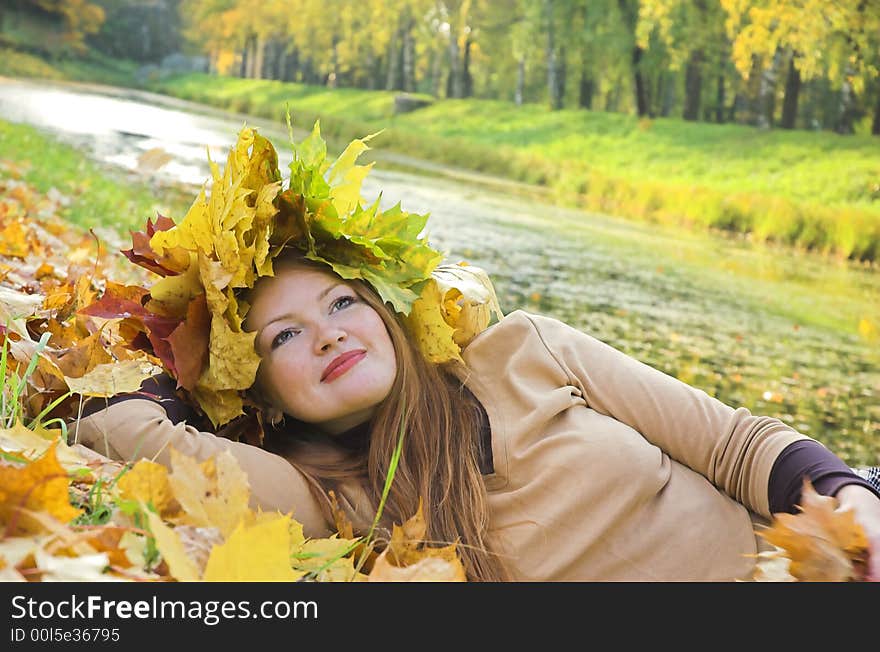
[522,311,811,517]
[69,399,334,538]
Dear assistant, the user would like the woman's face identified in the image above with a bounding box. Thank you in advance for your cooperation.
[244,264,397,435]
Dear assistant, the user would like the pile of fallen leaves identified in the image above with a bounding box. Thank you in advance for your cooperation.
[0,171,465,581]
[0,424,465,582]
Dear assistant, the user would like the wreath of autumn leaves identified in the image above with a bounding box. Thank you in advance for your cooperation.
[96,123,502,434]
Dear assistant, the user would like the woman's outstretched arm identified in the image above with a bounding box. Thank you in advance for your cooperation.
[69,394,334,539]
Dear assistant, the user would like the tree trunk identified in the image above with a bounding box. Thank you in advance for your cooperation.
[780,56,801,129]
[429,48,443,96]
[254,35,265,79]
[402,15,415,92]
[386,31,400,91]
[557,45,566,106]
[616,0,649,116]
[328,40,338,88]
[605,73,622,112]
[545,0,561,110]
[715,72,725,123]
[448,30,463,98]
[285,49,299,82]
[579,67,593,109]
[463,37,473,97]
[872,86,880,136]
[682,49,703,121]
[683,62,701,121]
[729,92,743,123]
[660,71,675,116]
[302,58,315,84]
[239,44,248,78]
[835,62,856,134]
[515,56,525,106]
[632,45,649,116]
[757,48,782,128]
[364,49,376,90]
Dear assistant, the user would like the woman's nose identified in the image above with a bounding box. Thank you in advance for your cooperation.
[317,327,346,352]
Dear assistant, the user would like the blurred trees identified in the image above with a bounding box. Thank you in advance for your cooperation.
[17,0,878,135]
[6,0,106,55]
[88,1,183,62]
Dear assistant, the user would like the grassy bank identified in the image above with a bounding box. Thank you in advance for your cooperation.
[145,73,880,264]
[4,47,880,264]
[0,46,140,86]
[0,118,190,232]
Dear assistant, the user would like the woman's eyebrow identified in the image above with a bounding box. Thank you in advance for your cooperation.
[257,283,346,337]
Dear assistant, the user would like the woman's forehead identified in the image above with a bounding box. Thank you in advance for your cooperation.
[249,265,346,313]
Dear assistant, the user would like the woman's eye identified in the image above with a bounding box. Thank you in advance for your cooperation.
[331,295,356,312]
[271,328,298,349]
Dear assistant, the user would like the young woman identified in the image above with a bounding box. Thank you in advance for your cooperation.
[73,248,880,582]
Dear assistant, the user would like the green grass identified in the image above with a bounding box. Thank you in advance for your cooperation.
[0,46,140,87]
[145,73,880,263]
[0,119,190,232]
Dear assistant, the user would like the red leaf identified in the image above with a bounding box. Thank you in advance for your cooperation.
[120,214,187,277]
[77,288,183,379]
[167,294,210,391]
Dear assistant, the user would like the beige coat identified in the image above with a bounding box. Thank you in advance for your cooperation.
[74,310,810,580]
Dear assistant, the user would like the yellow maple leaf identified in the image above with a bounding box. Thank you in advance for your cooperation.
[432,263,503,348]
[291,535,361,581]
[0,442,82,534]
[366,499,466,581]
[191,386,246,430]
[755,478,870,581]
[147,260,202,318]
[146,510,201,582]
[116,460,177,516]
[403,263,503,364]
[197,313,259,393]
[403,279,462,363]
[0,220,31,257]
[64,361,163,398]
[0,421,72,463]
[167,448,253,537]
[202,514,305,582]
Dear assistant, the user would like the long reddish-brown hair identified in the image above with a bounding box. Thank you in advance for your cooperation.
[245,253,509,581]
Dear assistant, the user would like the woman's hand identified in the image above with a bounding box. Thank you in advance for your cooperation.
[835,484,880,581]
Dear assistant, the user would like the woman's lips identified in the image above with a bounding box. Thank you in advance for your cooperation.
[321,350,366,382]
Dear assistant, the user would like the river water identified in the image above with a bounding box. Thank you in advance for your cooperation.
[0,77,877,464]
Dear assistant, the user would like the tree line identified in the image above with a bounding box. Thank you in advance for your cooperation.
[9,0,880,135]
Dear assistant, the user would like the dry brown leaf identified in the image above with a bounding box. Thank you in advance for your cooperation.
[366,499,467,581]
[755,478,870,581]
[0,442,82,534]
[368,553,466,582]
